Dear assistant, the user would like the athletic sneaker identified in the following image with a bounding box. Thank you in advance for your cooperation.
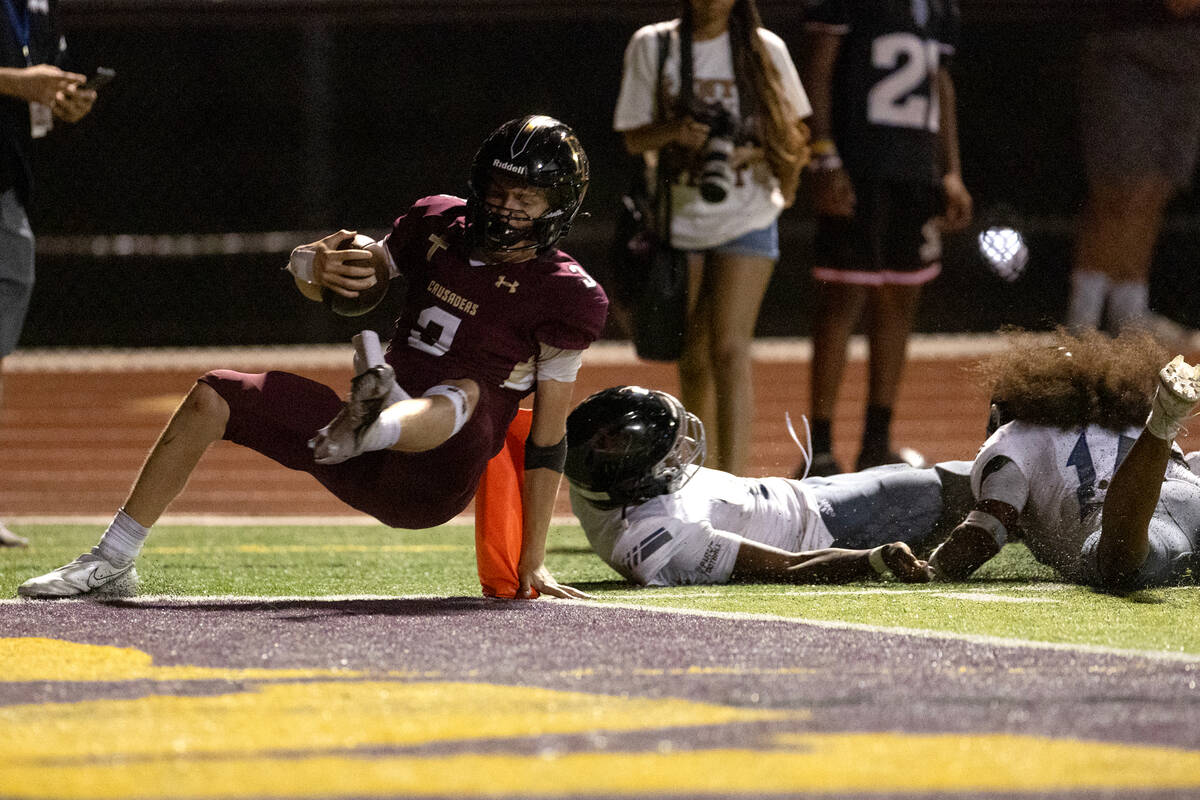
[309,364,398,465]
[17,551,138,599]
[1155,355,1200,419]
[856,446,927,472]
[0,521,28,548]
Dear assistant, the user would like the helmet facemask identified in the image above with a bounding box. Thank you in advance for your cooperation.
[474,173,568,256]
[653,398,706,493]
[565,387,707,508]
[467,115,589,257]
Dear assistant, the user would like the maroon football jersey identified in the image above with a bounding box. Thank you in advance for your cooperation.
[382,194,609,448]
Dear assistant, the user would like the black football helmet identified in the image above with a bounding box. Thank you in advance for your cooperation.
[565,386,706,508]
[467,115,589,255]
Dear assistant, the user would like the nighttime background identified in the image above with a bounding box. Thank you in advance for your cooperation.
[20,0,1200,347]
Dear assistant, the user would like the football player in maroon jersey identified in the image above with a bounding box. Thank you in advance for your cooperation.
[19,115,609,601]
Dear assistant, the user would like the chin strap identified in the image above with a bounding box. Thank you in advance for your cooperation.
[785,411,814,480]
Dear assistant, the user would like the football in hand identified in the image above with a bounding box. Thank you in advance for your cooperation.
[325,233,389,317]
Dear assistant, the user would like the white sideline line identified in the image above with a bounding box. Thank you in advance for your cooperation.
[571,598,1200,665]
[4,333,1053,373]
[3,592,1196,665]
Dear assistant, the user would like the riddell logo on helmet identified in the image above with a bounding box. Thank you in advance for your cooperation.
[492,159,527,175]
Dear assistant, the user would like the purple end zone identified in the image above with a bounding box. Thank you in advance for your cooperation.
[3,596,1199,757]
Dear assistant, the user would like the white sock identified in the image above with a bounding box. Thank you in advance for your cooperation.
[1066,270,1110,331]
[95,508,150,567]
[358,406,403,453]
[1106,281,1150,332]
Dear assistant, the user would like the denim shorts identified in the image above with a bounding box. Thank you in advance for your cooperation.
[695,219,779,260]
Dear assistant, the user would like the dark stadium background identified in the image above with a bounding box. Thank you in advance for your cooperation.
[22,0,1200,347]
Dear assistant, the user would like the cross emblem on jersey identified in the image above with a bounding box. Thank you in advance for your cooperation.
[495,276,519,294]
[426,234,449,262]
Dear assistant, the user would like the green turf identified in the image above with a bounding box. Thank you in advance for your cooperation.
[3,523,1198,656]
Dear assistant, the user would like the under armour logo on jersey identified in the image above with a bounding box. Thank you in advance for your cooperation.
[495,276,519,294]
[426,234,449,262]
[29,0,49,13]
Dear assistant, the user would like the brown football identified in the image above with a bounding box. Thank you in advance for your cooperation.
[325,233,389,317]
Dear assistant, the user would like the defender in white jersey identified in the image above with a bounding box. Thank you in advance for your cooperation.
[930,329,1200,589]
[566,386,971,586]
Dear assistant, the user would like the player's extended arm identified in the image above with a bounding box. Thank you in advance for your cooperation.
[517,377,591,600]
[930,454,1026,580]
[287,230,386,303]
[732,539,933,584]
[928,499,1015,580]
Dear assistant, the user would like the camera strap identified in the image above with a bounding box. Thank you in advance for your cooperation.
[678,17,754,133]
[652,27,675,243]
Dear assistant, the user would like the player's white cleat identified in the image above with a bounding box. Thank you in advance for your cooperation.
[0,521,28,548]
[17,551,138,599]
[1146,356,1200,441]
[309,364,398,465]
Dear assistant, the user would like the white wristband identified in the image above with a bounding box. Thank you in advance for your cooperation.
[288,245,318,283]
[964,509,1008,548]
[868,546,891,577]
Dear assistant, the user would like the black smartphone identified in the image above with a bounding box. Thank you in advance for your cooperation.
[80,67,115,91]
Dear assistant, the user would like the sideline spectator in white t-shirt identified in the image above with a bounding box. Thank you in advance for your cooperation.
[613,0,811,477]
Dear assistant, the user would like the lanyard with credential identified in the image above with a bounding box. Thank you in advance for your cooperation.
[1,0,29,64]
[1,0,30,63]
[4,0,51,138]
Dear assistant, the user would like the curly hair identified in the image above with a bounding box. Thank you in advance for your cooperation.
[976,327,1167,431]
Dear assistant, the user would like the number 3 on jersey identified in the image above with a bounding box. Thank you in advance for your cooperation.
[867,32,941,131]
[409,306,461,356]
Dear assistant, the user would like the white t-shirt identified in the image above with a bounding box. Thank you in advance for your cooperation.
[613,20,811,251]
[570,466,831,586]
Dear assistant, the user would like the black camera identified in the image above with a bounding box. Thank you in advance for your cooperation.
[692,104,739,203]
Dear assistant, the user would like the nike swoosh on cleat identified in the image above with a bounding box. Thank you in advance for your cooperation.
[85,564,129,589]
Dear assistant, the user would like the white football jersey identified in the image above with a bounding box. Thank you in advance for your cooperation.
[972,421,1146,580]
[570,466,830,586]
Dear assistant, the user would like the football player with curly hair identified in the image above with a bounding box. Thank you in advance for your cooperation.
[19,116,608,601]
[931,328,1200,589]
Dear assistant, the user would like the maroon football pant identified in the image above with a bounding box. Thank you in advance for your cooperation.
[198,369,492,528]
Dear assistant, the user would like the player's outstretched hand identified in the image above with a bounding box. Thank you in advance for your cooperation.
[311,230,377,298]
[518,564,593,600]
[881,542,935,583]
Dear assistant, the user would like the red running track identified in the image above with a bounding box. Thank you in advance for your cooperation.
[3,342,1197,520]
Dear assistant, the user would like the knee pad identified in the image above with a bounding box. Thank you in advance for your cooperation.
[422,384,470,437]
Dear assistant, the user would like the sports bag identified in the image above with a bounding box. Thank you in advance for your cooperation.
[612,28,688,362]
